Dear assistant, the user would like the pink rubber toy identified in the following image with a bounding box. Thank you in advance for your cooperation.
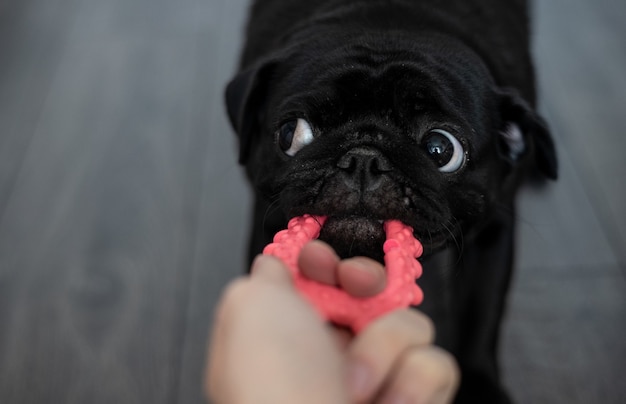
[263,214,424,333]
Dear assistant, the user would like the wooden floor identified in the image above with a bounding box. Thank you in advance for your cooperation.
[0,0,624,402]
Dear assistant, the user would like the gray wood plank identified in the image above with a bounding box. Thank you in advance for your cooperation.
[515,142,619,272]
[532,0,626,263]
[0,0,79,223]
[175,0,253,401]
[0,0,216,401]
[502,266,626,404]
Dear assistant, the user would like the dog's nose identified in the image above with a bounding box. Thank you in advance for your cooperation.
[337,146,392,191]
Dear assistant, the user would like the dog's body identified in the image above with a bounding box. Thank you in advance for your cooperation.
[226,1,557,402]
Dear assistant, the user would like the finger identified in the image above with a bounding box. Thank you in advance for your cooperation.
[206,277,248,401]
[206,271,349,403]
[379,346,460,404]
[345,309,435,402]
[298,240,340,285]
[337,256,386,297]
[206,271,298,402]
[250,254,293,285]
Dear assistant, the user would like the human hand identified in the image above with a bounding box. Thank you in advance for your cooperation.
[206,241,459,404]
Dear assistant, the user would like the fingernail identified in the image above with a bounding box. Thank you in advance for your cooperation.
[347,360,373,400]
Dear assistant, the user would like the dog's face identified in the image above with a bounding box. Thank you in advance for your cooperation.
[227,35,557,261]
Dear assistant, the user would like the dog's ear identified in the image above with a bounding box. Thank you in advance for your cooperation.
[497,88,558,180]
[225,61,276,164]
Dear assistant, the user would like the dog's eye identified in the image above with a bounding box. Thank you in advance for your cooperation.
[421,129,465,173]
[277,118,314,157]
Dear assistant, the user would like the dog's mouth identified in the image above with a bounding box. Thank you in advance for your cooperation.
[311,213,453,262]
[317,215,387,262]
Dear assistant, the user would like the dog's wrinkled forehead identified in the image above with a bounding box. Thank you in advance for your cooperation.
[269,39,495,135]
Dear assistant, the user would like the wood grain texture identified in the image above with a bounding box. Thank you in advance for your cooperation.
[0,0,232,402]
[0,0,624,403]
[502,266,626,403]
[531,0,626,262]
[0,0,80,223]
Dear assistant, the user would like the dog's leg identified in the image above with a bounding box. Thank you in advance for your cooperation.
[451,209,516,404]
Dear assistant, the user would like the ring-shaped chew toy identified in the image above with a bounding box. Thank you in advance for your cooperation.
[263,214,424,333]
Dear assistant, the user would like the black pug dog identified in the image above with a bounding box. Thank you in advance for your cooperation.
[225,0,557,402]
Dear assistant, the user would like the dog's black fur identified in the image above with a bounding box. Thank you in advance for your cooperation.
[226,1,557,402]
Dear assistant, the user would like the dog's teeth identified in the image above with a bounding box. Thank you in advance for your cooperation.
[377,220,384,224]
